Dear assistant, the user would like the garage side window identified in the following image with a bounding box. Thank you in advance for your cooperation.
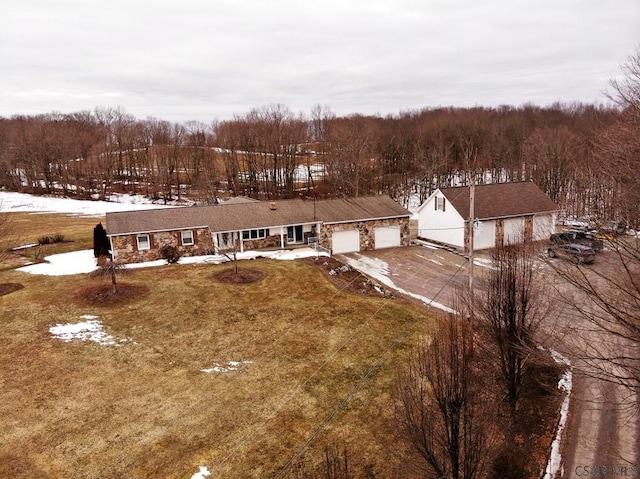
[137,234,150,250]
[181,230,194,246]
[435,196,446,211]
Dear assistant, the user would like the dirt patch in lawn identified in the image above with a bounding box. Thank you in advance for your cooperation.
[77,283,149,305]
[0,283,24,296]
[213,268,266,284]
[303,256,395,298]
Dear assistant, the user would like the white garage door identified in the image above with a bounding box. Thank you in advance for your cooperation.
[332,230,360,254]
[374,226,401,249]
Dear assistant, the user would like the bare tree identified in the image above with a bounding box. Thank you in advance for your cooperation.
[475,244,545,424]
[548,236,640,398]
[596,48,640,228]
[91,258,129,294]
[394,313,492,479]
[546,48,638,404]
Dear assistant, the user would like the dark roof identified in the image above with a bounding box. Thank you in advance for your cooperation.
[439,182,558,220]
[106,195,410,236]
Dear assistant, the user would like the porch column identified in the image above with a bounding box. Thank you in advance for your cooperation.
[280,226,285,248]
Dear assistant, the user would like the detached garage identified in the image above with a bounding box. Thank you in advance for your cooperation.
[332,229,360,254]
[416,182,558,252]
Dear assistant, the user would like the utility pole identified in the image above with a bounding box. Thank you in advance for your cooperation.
[468,178,476,291]
[468,176,475,353]
[468,178,475,292]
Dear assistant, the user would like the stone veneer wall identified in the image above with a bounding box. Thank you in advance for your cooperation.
[241,235,282,251]
[318,217,411,251]
[111,228,214,263]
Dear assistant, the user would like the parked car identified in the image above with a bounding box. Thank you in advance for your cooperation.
[549,230,603,251]
[598,220,627,237]
[547,243,596,264]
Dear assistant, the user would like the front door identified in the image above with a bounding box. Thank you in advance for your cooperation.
[287,225,303,244]
[216,232,238,251]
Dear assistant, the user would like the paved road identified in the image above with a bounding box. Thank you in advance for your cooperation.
[541,256,640,478]
[340,243,639,478]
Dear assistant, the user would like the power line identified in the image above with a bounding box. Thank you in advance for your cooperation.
[94,258,372,479]
[274,256,469,477]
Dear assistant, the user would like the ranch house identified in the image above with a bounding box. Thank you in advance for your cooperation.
[106,195,411,264]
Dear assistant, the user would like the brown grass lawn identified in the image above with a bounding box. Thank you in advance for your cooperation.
[2,212,102,270]
[0,214,434,478]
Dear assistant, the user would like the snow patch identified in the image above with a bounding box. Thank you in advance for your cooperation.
[543,350,573,479]
[17,248,328,277]
[49,317,133,346]
[472,257,495,269]
[190,466,211,479]
[11,243,40,251]
[17,250,98,276]
[343,254,456,314]
[416,253,443,266]
[413,238,440,249]
[201,360,253,373]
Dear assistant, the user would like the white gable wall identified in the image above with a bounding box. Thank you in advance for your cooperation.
[417,191,465,249]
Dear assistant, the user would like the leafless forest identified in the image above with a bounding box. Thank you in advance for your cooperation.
[0,99,638,227]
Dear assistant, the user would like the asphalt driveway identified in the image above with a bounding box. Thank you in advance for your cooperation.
[337,242,494,313]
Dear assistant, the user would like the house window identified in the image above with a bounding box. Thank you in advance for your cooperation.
[181,230,194,246]
[137,234,150,250]
[242,229,268,240]
[436,196,446,211]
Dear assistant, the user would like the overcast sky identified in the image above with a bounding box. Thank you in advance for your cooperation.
[1,0,639,123]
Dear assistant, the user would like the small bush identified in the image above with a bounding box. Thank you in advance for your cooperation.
[51,233,66,243]
[38,233,66,245]
[160,245,181,264]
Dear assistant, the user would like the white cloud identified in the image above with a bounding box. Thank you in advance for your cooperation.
[1,0,639,121]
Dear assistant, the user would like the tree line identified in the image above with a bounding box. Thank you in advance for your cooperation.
[0,94,637,226]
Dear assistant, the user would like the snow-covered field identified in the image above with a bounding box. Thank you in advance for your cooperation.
[0,191,178,216]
